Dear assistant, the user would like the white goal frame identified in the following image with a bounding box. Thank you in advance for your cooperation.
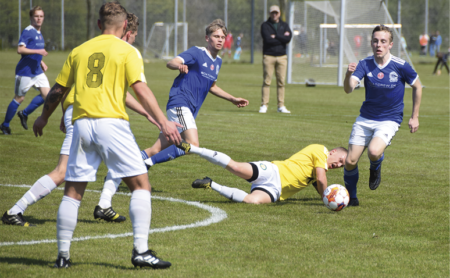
[143,22,188,60]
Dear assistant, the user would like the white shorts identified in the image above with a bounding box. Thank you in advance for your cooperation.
[249,161,282,203]
[166,107,197,133]
[60,105,74,155]
[349,116,399,147]
[14,74,50,97]
[65,118,147,182]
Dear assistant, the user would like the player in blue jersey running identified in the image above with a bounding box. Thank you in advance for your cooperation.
[0,6,50,135]
[142,19,249,168]
[343,25,422,207]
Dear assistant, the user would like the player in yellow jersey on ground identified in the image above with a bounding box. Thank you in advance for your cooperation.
[32,2,181,269]
[177,141,347,204]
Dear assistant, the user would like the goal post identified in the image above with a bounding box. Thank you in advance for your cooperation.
[143,22,188,60]
[287,0,416,86]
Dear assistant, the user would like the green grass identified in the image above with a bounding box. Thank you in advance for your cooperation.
[0,50,448,277]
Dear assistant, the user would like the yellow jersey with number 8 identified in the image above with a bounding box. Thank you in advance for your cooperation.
[56,34,146,122]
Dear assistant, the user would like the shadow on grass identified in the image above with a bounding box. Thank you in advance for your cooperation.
[0,256,169,270]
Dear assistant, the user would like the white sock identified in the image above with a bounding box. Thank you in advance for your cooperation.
[99,172,121,209]
[189,146,231,168]
[10,175,57,215]
[129,190,151,253]
[211,181,248,202]
[57,196,81,259]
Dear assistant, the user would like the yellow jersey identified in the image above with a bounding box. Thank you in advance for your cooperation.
[273,144,328,201]
[55,34,146,122]
[62,88,74,111]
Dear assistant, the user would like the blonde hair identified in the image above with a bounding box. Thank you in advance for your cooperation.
[29,6,44,17]
[205,19,227,37]
[99,2,127,28]
[126,13,139,33]
[372,25,394,43]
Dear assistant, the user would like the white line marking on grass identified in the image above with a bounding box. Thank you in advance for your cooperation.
[0,184,227,247]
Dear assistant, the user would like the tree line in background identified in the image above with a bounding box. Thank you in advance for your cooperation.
[0,0,448,53]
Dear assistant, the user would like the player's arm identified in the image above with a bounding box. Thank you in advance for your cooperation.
[209,82,249,108]
[33,83,71,137]
[408,79,423,133]
[166,57,188,74]
[17,45,48,56]
[130,81,181,144]
[125,91,161,130]
[344,62,359,94]
[314,167,328,197]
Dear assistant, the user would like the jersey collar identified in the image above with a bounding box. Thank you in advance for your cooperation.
[372,53,392,70]
[27,25,41,34]
[197,46,220,62]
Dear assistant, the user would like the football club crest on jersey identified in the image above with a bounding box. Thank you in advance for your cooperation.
[202,62,207,67]
[389,71,398,82]
[216,65,220,75]
[260,163,267,170]
[377,72,384,79]
[210,64,214,70]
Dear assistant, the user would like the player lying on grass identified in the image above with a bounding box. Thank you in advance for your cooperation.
[177,141,347,204]
[141,19,249,168]
[343,25,422,207]
[1,13,152,227]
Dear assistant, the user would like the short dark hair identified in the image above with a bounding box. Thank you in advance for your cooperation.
[99,2,127,28]
[372,25,393,43]
[29,6,44,17]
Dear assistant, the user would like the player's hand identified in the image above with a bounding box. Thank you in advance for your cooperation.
[232,98,249,108]
[41,62,48,72]
[38,49,48,56]
[160,121,182,145]
[270,34,276,39]
[408,117,419,133]
[347,63,357,74]
[33,116,48,137]
[178,64,189,74]
[59,116,66,133]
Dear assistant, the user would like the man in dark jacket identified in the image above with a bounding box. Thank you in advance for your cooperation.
[259,5,292,114]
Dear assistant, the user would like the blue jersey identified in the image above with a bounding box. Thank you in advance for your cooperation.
[351,55,418,124]
[15,25,45,77]
[166,46,222,118]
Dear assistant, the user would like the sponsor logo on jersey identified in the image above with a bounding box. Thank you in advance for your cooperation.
[210,64,214,70]
[389,71,398,82]
[367,72,373,77]
[202,62,207,68]
[260,163,267,170]
[377,72,384,79]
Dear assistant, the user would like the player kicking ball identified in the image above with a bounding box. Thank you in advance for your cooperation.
[343,25,422,207]
[177,141,347,203]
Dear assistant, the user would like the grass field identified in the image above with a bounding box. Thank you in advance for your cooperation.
[0,50,448,277]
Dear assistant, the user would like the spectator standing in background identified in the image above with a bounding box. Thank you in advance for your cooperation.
[259,5,292,114]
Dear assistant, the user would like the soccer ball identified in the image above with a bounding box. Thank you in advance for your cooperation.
[322,184,349,211]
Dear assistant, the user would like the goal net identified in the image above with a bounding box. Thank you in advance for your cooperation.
[287,0,414,86]
[143,22,188,60]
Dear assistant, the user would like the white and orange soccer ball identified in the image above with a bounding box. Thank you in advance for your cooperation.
[322,184,349,211]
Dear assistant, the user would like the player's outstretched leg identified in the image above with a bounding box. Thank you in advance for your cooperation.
[94,173,126,222]
[369,153,383,190]
[177,140,230,168]
[3,175,58,226]
[192,177,248,203]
